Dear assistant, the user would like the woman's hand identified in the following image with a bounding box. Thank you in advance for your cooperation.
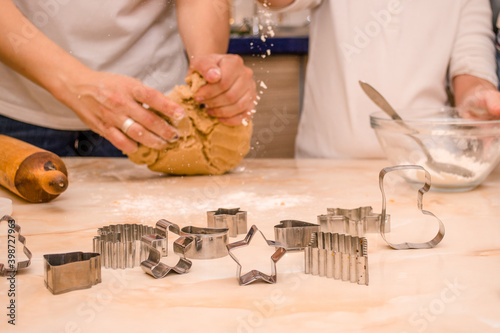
[188,54,257,126]
[58,69,185,154]
[0,0,184,154]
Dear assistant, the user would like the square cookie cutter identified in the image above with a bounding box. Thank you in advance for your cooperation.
[44,252,101,295]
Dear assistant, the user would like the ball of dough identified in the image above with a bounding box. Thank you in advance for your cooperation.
[127,73,253,175]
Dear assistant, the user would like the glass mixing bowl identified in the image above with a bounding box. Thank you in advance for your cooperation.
[370,107,500,192]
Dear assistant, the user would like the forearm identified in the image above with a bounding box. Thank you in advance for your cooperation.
[176,0,230,58]
[0,1,89,101]
[453,74,496,106]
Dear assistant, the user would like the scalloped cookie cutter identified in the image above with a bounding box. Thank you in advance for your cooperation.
[379,165,445,250]
[93,223,166,269]
[305,231,368,285]
[0,215,32,276]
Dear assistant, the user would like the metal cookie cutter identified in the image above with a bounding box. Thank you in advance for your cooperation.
[181,226,229,259]
[152,219,229,260]
[1,215,32,276]
[305,232,368,285]
[141,231,193,279]
[44,252,101,294]
[226,225,286,286]
[274,220,320,251]
[379,165,445,250]
[207,208,247,237]
[318,206,390,237]
[93,223,166,269]
[140,219,228,278]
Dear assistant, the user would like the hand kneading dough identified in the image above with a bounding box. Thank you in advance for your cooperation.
[127,73,253,175]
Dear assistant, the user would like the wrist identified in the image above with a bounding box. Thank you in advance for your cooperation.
[47,60,95,107]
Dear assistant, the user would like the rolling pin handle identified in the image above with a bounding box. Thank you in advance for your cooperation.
[39,170,68,195]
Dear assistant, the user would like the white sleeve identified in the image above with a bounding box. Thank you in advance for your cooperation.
[449,0,498,87]
[272,0,322,12]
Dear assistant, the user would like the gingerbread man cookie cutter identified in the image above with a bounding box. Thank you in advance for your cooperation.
[141,233,193,279]
[140,219,193,279]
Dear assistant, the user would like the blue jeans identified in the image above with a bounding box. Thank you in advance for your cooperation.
[0,115,125,157]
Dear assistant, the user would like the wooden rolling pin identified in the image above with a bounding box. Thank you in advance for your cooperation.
[0,135,68,203]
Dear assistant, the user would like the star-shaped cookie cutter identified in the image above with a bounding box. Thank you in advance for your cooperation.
[318,206,390,237]
[207,208,247,237]
[1,215,32,276]
[379,165,445,249]
[226,225,286,285]
[140,219,193,279]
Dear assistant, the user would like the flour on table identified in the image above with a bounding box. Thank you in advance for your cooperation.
[110,192,315,220]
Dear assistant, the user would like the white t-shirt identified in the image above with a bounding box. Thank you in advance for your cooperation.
[0,0,188,130]
[281,0,497,158]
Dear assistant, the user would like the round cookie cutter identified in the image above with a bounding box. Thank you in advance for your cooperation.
[180,226,229,259]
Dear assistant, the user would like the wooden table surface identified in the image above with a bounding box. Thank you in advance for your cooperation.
[1,158,499,333]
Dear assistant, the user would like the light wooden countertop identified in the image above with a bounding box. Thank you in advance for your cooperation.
[1,158,499,333]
